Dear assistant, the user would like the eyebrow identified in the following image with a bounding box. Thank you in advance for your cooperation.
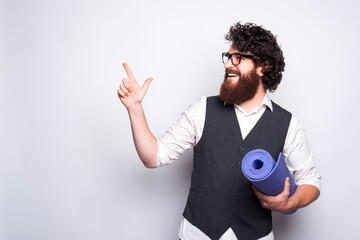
[228,52,254,58]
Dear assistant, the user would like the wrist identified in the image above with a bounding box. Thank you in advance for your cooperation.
[287,195,300,212]
[127,103,143,115]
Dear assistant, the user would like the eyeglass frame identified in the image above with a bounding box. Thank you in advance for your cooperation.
[222,52,255,65]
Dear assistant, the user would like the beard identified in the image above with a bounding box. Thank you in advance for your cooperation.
[219,68,261,105]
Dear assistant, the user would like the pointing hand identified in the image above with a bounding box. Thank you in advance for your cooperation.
[117,63,153,110]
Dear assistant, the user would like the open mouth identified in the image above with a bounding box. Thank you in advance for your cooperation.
[226,69,240,79]
[227,73,239,78]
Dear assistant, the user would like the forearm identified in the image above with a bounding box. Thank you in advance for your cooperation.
[128,103,158,168]
[287,184,320,211]
[253,179,320,213]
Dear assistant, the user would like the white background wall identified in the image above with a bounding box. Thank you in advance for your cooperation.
[1,0,359,239]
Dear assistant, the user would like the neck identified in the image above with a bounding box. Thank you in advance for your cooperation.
[239,87,266,113]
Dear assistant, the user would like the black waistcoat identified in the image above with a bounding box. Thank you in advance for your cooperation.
[183,96,292,240]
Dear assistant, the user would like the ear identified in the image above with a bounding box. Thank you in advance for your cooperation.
[256,64,269,77]
[256,66,264,77]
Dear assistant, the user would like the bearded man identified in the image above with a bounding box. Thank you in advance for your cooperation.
[117,22,321,240]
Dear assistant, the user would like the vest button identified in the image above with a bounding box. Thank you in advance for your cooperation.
[234,192,238,195]
[240,147,245,151]
[230,220,234,225]
[235,177,239,180]
[232,206,236,211]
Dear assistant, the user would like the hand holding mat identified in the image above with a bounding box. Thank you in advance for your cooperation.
[241,149,297,214]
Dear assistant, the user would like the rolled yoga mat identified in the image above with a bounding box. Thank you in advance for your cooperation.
[241,149,297,214]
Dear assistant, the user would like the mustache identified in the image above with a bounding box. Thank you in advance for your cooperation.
[226,69,240,75]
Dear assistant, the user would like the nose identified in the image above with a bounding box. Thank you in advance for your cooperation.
[224,58,234,68]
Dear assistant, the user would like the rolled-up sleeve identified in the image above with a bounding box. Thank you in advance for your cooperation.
[157,97,206,167]
[283,115,321,191]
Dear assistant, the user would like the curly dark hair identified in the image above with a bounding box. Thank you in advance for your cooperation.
[225,22,285,92]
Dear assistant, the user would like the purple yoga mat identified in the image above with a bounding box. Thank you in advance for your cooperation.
[241,149,297,214]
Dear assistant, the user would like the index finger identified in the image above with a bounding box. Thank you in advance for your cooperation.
[123,62,136,82]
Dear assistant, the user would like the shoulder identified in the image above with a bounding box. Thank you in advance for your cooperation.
[184,96,207,112]
[206,95,221,104]
[269,101,293,136]
[205,95,234,111]
[182,96,207,123]
[271,100,292,117]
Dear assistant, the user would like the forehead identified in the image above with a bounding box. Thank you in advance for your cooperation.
[228,46,252,55]
[228,46,239,53]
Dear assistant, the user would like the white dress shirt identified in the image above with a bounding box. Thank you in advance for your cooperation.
[157,94,321,240]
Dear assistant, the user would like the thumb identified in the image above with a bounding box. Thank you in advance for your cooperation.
[283,177,290,197]
[141,77,153,93]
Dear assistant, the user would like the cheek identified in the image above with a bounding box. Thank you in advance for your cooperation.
[239,61,255,73]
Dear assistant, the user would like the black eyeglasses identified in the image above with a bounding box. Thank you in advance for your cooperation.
[222,52,254,65]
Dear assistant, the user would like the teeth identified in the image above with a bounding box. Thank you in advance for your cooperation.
[228,74,238,77]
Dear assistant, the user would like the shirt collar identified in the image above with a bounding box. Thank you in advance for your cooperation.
[262,93,273,112]
[234,93,273,114]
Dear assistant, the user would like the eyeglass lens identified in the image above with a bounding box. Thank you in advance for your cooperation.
[222,53,241,65]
